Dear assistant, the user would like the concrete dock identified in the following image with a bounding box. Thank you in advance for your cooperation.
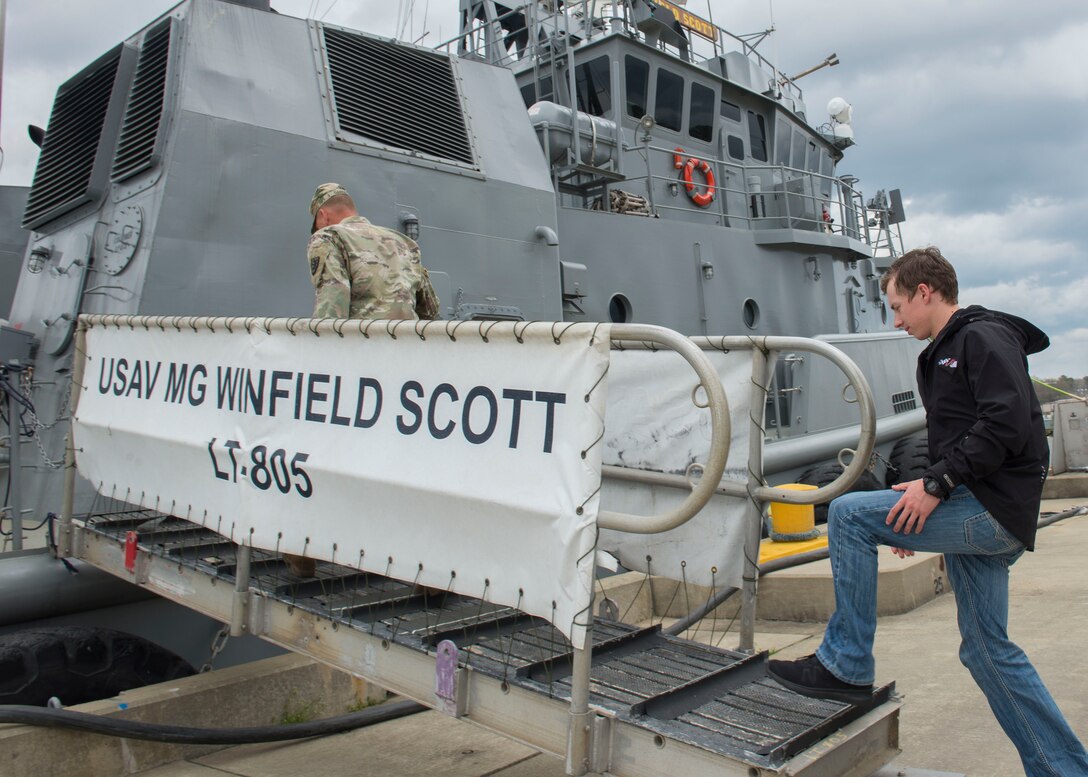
[3,496,1085,777]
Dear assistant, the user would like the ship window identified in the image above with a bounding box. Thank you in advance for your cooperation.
[655,69,683,131]
[727,134,745,160]
[790,129,807,170]
[820,150,833,178]
[819,150,834,195]
[774,118,791,165]
[576,55,612,117]
[520,82,536,107]
[625,56,649,119]
[720,99,741,123]
[688,82,714,141]
[747,111,767,162]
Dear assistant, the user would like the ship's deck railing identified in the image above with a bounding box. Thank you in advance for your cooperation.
[646,151,859,239]
[436,1,802,101]
[564,138,896,245]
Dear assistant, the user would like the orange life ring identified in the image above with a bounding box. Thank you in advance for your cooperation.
[681,157,716,207]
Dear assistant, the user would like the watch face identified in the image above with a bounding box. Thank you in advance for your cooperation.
[924,477,941,496]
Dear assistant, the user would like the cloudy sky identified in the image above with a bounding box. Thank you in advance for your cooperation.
[2,0,1085,377]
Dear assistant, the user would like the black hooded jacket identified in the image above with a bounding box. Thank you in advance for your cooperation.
[918,305,1049,550]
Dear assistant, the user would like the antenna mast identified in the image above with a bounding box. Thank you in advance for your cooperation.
[769,0,780,96]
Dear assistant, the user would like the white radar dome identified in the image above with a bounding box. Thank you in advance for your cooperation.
[827,97,853,124]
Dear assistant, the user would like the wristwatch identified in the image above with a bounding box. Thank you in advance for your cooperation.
[922,474,947,499]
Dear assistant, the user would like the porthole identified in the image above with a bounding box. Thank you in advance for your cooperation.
[609,294,632,323]
[743,298,760,329]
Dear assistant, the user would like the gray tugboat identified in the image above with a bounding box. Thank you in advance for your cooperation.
[0,1,929,774]
[3,0,924,545]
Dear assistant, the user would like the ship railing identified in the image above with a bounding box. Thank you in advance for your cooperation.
[573,1,803,100]
[436,1,802,101]
[743,163,869,241]
[863,204,906,260]
[603,140,872,242]
[438,2,544,67]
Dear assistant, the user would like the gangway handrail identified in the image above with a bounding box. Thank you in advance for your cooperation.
[600,324,731,533]
[602,335,876,506]
[599,334,875,654]
[59,316,732,551]
[62,319,865,537]
[707,335,878,504]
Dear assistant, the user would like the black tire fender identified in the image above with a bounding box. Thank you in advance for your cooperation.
[797,462,884,523]
[886,434,931,486]
[0,626,195,707]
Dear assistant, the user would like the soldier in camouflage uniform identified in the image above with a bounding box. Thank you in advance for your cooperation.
[307,182,440,320]
[286,184,441,579]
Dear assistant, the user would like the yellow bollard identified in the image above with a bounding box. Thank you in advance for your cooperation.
[769,483,821,542]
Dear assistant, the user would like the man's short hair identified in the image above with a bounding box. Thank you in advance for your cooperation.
[880,246,959,304]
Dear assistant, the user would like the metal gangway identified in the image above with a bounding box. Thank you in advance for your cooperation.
[55,315,895,777]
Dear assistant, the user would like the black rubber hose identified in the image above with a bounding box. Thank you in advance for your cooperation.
[661,586,739,636]
[759,548,829,574]
[0,698,427,744]
[663,548,835,635]
[1038,506,1086,529]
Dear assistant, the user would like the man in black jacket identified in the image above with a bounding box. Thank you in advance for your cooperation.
[769,247,1087,777]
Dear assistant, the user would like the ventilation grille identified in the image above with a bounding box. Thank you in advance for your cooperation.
[892,390,917,414]
[323,28,474,166]
[23,47,125,230]
[112,20,172,182]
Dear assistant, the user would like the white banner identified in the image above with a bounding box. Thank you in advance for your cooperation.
[73,319,610,648]
[598,348,753,589]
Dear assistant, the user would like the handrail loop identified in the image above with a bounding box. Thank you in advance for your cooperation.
[601,335,877,512]
[597,324,731,534]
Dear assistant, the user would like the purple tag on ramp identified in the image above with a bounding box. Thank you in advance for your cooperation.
[435,639,460,716]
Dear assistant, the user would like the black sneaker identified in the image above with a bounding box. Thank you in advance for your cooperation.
[767,654,873,704]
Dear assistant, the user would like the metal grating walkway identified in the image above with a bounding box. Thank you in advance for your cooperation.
[74,509,899,776]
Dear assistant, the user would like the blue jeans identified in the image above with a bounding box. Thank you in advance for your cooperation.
[816,486,1088,777]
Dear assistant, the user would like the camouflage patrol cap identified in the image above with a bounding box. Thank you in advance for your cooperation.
[309,183,349,233]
